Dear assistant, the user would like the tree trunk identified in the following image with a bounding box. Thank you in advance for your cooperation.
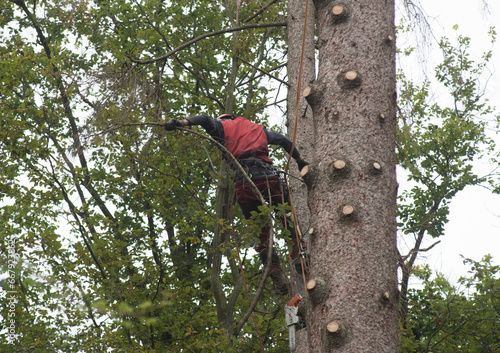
[210,162,233,330]
[286,0,316,232]
[287,0,316,350]
[301,0,399,351]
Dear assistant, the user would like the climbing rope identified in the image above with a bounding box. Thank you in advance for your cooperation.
[285,0,311,173]
[283,0,311,295]
[279,171,308,293]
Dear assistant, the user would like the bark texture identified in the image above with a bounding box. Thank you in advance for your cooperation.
[286,0,316,231]
[303,0,399,351]
[287,0,316,350]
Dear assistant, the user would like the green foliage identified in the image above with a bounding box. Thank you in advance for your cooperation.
[1,0,289,351]
[1,0,498,350]
[396,24,499,344]
[397,29,499,239]
[401,256,500,352]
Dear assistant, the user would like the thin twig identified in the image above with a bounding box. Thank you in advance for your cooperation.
[130,22,287,65]
[243,0,280,23]
[400,240,441,262]
[237,56,289,86]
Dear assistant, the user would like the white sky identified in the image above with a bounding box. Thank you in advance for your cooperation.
[400,0,500,283]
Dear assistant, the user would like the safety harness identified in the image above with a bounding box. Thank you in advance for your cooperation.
[234,158,279,184]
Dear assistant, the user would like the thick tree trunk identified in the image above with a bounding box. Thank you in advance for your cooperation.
[301,0,399,351]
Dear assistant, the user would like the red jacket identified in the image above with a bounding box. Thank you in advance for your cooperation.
[220,116,272,163]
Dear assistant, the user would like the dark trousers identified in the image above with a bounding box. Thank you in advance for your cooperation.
[234,176,299,264]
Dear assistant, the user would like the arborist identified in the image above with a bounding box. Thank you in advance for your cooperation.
[164,114,309,294]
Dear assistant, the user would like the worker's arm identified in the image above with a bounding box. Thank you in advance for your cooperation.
[164,115,224,140]
[265,129,309,171]
[184,115,224,140]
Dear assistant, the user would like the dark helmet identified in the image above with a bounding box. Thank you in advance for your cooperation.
[216,114,235,121]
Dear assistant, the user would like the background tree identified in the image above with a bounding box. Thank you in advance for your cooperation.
[401,256,500,352]
[1,0,291,351]
[397,27,499,325]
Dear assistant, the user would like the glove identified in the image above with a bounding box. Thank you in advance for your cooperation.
[164,119,182,131]
[296,159,309,172]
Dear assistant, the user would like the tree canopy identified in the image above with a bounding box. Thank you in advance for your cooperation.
[401,256,500,352]
[0,0,498,351]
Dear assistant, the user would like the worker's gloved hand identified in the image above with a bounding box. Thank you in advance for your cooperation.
[296,159,309,172]
[164,119,182,131]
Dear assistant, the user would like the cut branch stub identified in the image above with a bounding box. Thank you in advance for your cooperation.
[379,290,395,306]
[331,5,344,16]
[338,70,362,89]
[300,164,310,179]
[339,204,357,222]
[307,278,328,306]
[327,321,340,333]
[333,159,346,170]
[345,71,357,81]
[331,158,349,179]
[342,205,354,216]
[330,3,349,22]
[300,164,315,188]
[302,83,324,107]
[378,113,386,121]
[385,34,395,44]
[306,278,317,291]
[322,319,350,348]
[369,161,383,175]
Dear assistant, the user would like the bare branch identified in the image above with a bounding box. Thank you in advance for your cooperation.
[237,56,289,87]
[244,0,281,23]
[130,22,287,65]
[401,239,441,262]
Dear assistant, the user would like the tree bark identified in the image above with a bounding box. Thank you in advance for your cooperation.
[210,162,233,330]
[287,0,316,349]
[302,0,399,351]
[287,0,316,231]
